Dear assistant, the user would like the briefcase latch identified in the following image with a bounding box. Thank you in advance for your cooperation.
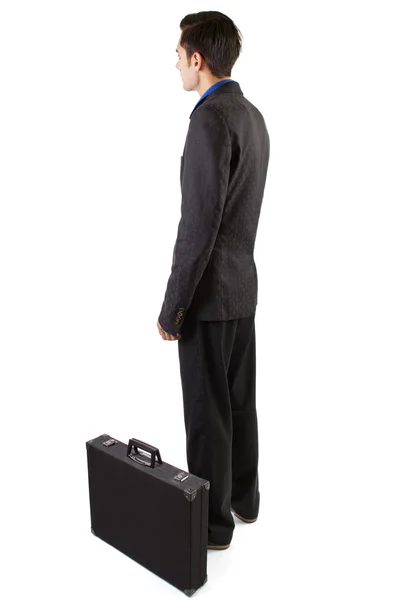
[103,438,117,447]
[174,471,189,483]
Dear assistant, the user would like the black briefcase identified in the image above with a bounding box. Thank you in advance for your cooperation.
[86,433,209,596]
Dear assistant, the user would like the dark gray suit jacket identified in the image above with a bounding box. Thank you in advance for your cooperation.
[158,80,270,336]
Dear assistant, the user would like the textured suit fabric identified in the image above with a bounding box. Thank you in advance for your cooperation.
[177,312,259,546]
[158,81,270,336]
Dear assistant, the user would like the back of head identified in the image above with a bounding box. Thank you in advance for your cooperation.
[179,11,243,78]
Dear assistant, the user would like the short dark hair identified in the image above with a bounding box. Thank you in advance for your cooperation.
[179,11,243,78]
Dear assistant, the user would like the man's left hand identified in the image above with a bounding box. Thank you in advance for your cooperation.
[157,320,182,341]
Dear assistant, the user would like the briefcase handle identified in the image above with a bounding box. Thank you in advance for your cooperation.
[127,437,163,469]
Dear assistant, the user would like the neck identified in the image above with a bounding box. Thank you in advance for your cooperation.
[197,76,231,97]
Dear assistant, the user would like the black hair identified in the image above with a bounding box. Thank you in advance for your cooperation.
[179,11,243,78]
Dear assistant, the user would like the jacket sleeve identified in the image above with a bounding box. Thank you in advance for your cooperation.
[158,106,231,335]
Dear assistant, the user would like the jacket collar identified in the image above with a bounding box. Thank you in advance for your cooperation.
[189,80,243,119]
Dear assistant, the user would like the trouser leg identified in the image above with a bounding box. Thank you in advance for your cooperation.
[229,314,260,520]
[178,316,237,545]
[178,312,259,542]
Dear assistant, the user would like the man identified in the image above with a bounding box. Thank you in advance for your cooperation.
[157,11,270,550]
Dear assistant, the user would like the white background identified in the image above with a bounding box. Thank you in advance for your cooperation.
[1,1,399,598]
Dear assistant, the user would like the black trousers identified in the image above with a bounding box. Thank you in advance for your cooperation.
[177,313,260,546]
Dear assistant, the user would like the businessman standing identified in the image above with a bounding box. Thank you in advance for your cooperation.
[157,11,270,550]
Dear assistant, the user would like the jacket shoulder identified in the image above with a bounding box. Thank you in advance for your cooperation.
[190,103,229,128]
[188,104,231,146]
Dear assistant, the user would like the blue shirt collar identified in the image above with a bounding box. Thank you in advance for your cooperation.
[189,79,236,119]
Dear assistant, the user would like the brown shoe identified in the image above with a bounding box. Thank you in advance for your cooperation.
[207,542,230,550]
[232,510,258,523]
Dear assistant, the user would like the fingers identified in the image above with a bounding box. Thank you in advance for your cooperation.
[157,322,167,340]
[156,320,181,341]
